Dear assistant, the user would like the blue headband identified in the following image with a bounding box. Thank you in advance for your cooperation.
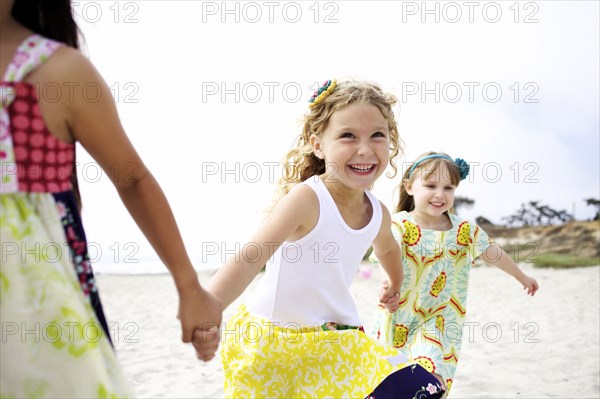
[408,154,470,181]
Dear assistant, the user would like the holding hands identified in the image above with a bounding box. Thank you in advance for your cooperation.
[379,280,401,313]
[177,283,222,361]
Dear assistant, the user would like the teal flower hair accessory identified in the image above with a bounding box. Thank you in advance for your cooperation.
[454,158,470,180]
[308,79,337,108]
[408,154,470,181]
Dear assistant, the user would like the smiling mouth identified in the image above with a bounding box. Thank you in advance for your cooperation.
[430,202,445,207]
[348,164,376,174]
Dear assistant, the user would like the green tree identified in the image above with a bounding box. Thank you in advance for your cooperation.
[454,196,475,214]
[476,216,494,226]
[584,198,600,221]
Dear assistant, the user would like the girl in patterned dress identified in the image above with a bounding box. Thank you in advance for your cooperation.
[370,151,539,395]
[195,80,446,398]
[0,0,221,397]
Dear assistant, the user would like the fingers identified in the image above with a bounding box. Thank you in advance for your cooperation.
[525,285,537,296]
[530,284,539,296]
[192,326,220,362]
[381,291,400,303]
[182,321,221,344]
[523,279,539,296]
[382,301,399,313]
[181,328,191,344]
[380,291,400,313]
[386,304,399,313]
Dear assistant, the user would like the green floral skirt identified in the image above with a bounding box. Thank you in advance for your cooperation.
[1,193,131,398]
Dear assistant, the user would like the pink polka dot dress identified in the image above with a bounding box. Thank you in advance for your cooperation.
[8,84,74,193]
[0,34,131,398]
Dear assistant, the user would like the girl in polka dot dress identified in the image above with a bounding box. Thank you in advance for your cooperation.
[0,1,221,397]
[370,151,539,396]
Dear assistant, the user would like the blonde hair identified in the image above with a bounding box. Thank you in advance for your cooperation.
[396,151,462,213]
[276,80,402,200]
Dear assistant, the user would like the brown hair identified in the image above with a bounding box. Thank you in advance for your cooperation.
[396,151,462,213]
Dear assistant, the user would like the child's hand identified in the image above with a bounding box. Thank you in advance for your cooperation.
[192,325,221,362]
[519,275,539,296]
[379,280,401,313]
[177,286,222,361]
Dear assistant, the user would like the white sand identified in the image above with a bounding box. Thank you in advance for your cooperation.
[96,263,600,398]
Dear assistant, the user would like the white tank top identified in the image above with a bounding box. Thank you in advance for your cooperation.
[247,176,383,327]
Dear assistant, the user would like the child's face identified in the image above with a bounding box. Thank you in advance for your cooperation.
[406,164,457,218]
[311,103,390,192]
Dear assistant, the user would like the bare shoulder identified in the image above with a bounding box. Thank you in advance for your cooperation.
[378,201,391,216]
[272,184,319,241]
[290,183,319,202]
[25,46,113,142]
[276,184,319,217]
[374,201,394,240]
[32,46,101,84]
[378,201,392,225]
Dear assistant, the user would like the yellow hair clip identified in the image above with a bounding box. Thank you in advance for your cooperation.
[308,79,337,108]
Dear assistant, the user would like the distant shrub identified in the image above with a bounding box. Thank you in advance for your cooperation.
[502,201,573,227]
[584,198,600,221]
[532,253,600,268]
[476,216,493,226]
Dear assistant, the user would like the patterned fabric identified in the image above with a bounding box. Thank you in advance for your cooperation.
[370,211,491,394]
[7,82,75,192]
[0,34,131,397]
[1,34,61,193]
[221,305,444,399]
[54,191,110,338]
[1,194,131,398]
[369,364,446,399]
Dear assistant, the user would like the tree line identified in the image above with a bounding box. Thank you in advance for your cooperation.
[454,197,600,227]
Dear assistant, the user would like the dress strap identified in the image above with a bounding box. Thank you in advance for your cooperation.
[1,34,62,193]
[2,34,63,83]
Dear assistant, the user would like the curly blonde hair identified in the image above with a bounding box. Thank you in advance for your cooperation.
[276,80,402,200]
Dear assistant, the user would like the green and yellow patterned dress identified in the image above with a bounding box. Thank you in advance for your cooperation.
[370,211,491,394]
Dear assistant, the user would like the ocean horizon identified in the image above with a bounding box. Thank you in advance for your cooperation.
[93,259,220,275]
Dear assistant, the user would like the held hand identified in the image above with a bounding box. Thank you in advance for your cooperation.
[519,274,539,296]
[379,280,401,313]
[192,325,221,362]
[177,285,223,361]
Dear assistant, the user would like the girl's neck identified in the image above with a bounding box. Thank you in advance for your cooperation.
[0,18,31,79]
[320,175,366,208]
[0,1,11,25]
[320,175,373,231]
[409,209,452,231]
[0,16,29,41]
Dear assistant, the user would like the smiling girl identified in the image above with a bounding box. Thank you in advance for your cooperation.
[195,81,446,398]
[370,151,539,396]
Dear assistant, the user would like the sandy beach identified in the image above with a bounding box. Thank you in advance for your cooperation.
[96,263,600,398]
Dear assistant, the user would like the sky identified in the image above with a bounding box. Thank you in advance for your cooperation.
[70,1,599,273]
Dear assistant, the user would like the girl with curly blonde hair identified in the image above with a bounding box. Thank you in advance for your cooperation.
[199,79,446,398]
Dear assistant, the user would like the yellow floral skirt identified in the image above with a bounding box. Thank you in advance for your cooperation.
[221,305,412,399]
